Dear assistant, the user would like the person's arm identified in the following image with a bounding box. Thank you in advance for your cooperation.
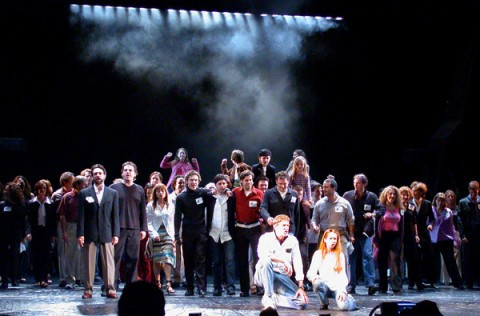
[160,153,173,169]
[306,250,321,283]
[174,197,183,242]
[220,159,229,175]
[111,191,120,245]
[311,202,320,232]
[139,187,147,240]
[259,192,273,225]
[77,191,85,247]
[58,196,68,241]
[191,158,200,173]
[146,203,159,240]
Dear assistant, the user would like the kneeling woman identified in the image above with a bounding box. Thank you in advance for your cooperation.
[307,229,357,311]
[146,184,176,294]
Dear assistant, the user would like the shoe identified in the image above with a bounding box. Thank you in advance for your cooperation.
[256,286,264,296]
[250,286,257,295]
[82,292,92,299]
[239,291,250,297]
[106,292,118,299]
[321,304,329,310]
[11,281,19,287]
[454,285,465,290]
[304,283,312,291]
[427,283,438,289]
[347,287,356,294]
[261,295,276,310]
[213,288,222,296]
[65,283,74,290]
[40,281,48,288]
[0,283,8,290]
[185,289,194,296]
[368,286,378,296]
[226,287,235,296]
[166,281,175,294]
[197,289,206,297]
[58,280,67,288]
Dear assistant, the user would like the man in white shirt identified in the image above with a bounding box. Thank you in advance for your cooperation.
[254,215,309,310]
[207,174,236,296]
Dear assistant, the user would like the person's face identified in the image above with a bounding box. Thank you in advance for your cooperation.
[295,160,305,172]
[274,220,290,239]
[177,149,186,162]
[15,178,25,189]
[295,189,304,202]
[36,185,47,199]
[324,232,338,250]
[92,168,106,185]
[150,175,161,186]
[259,155,270,166]
[257,180,268,193]
[353,178,366,193]
[435,195,446,210]
[276,178,288,193]
[187,175,199,190]
[292,151,299,159]
[122,165,136,182]
[322,181,334,197]
[446,192,456,207]
[401,192,410,205]
[241,175,253,191]
[175,178,185,192]
[314,186,323,199]
[469,184,479,200]
[64,177,74,191]
[215,179,228,194]
[386,189,397,205]
[84,172,92,182]
[413,189,423,200]
[155,188,167,200]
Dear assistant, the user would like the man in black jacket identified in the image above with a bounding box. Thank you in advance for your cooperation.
[251,149,276,189]
[175,170,213,297]
[77,164,120,299]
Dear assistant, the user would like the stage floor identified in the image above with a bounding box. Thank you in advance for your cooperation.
[0,281,478,315]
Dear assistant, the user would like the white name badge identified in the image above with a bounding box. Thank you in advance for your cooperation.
[335,206,343,213]
[408,204,415,211]
[249,201,258,208]
[291,196,297,203]
[364,205,372,211]
[196,197,204,205]
[86,196,95,203]
[3,206,12,212]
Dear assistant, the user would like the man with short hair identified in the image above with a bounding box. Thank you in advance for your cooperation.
[169,175,186,287]
[252,149,276,189]
[207,174,236,296]
[256,176,269,193]
[311,177,355,281]
[232,170,264,297]
[254,215,309,310]
[77,164,119,299]
[53,171,74,288]
[110,161,147,289]
[58,175,88,289]
[457,180,480,289]
[342,174,380,295]
[174,170,212,296]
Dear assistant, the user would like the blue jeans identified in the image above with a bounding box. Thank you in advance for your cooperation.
[255,259,306,309]
[209,237,236,290]
[313,280,357,311]
[349,234,375,288]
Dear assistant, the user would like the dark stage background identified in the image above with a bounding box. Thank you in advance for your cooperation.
[0,0,479,198]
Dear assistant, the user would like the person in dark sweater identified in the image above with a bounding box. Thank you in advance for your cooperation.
[110,161,147,289]
[174,170,213,297]
[251,149,276,189]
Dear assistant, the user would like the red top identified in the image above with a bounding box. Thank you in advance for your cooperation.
[233,186,264,224]
[383,208,401,232]
[57,191,80,223]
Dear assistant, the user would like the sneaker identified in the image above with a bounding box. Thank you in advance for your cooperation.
[261,295,276,310]
[65,283,75,290]
[368,286,378,296]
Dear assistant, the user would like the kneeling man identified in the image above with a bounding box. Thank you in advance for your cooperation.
[254,215,309,310]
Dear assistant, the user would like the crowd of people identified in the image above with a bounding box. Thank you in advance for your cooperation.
[0,147,479,312]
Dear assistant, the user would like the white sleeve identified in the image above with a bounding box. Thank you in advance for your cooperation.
[306,250,321,282]
[146,203,159,239]
[291,238,304,281]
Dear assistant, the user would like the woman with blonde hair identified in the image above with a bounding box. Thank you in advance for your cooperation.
[375,185,403,294]
[146,184,176,294]
[307,229,357,311]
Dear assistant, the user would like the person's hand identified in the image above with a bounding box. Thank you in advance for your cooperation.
[112,236,119,246]
[225,189,233,197]
[221,159,227,165]
[295,287,309,304]
[462,237,469,244]
[140,231,147,240]
[336,291,347,302]
[192,158,197,163]
[176,239,182,245]
[350,236,355,243]
[154,236,161,242]
[25,234,32,242]
[313,225,320,233]
[427,224,433,231]
[78,236,84,247]
[62,231,69,242]
[267,218,274,226]
[285,263,293,276]
[166,152,173,157]
[415,235,420,243]
[364,212,373,219]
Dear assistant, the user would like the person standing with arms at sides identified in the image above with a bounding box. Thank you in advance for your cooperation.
[146,184,176,294]
[58,176,88,289]
[311,176,355,282]
[110,161,147,289]
[457,181,480,290]
[169,175,186,287]
[232,170,264,297]
[77,164,120,299]
[307,229,357,311]
[160,148,199,191]
[221,149,252,188]
[174,170,212,297]
[342,173,380,295]
[252,149,276,189]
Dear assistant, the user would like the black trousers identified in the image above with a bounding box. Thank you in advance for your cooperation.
[378,231,402,292]
[235,225,261,293]
[182,231,207,291]
[0,234,21,284]
[114,228,140,284]
[419,239,436,284]
[403,237,422,288]
[432,240,463,286]
[463,231,480,287]
[32,227,51,283]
